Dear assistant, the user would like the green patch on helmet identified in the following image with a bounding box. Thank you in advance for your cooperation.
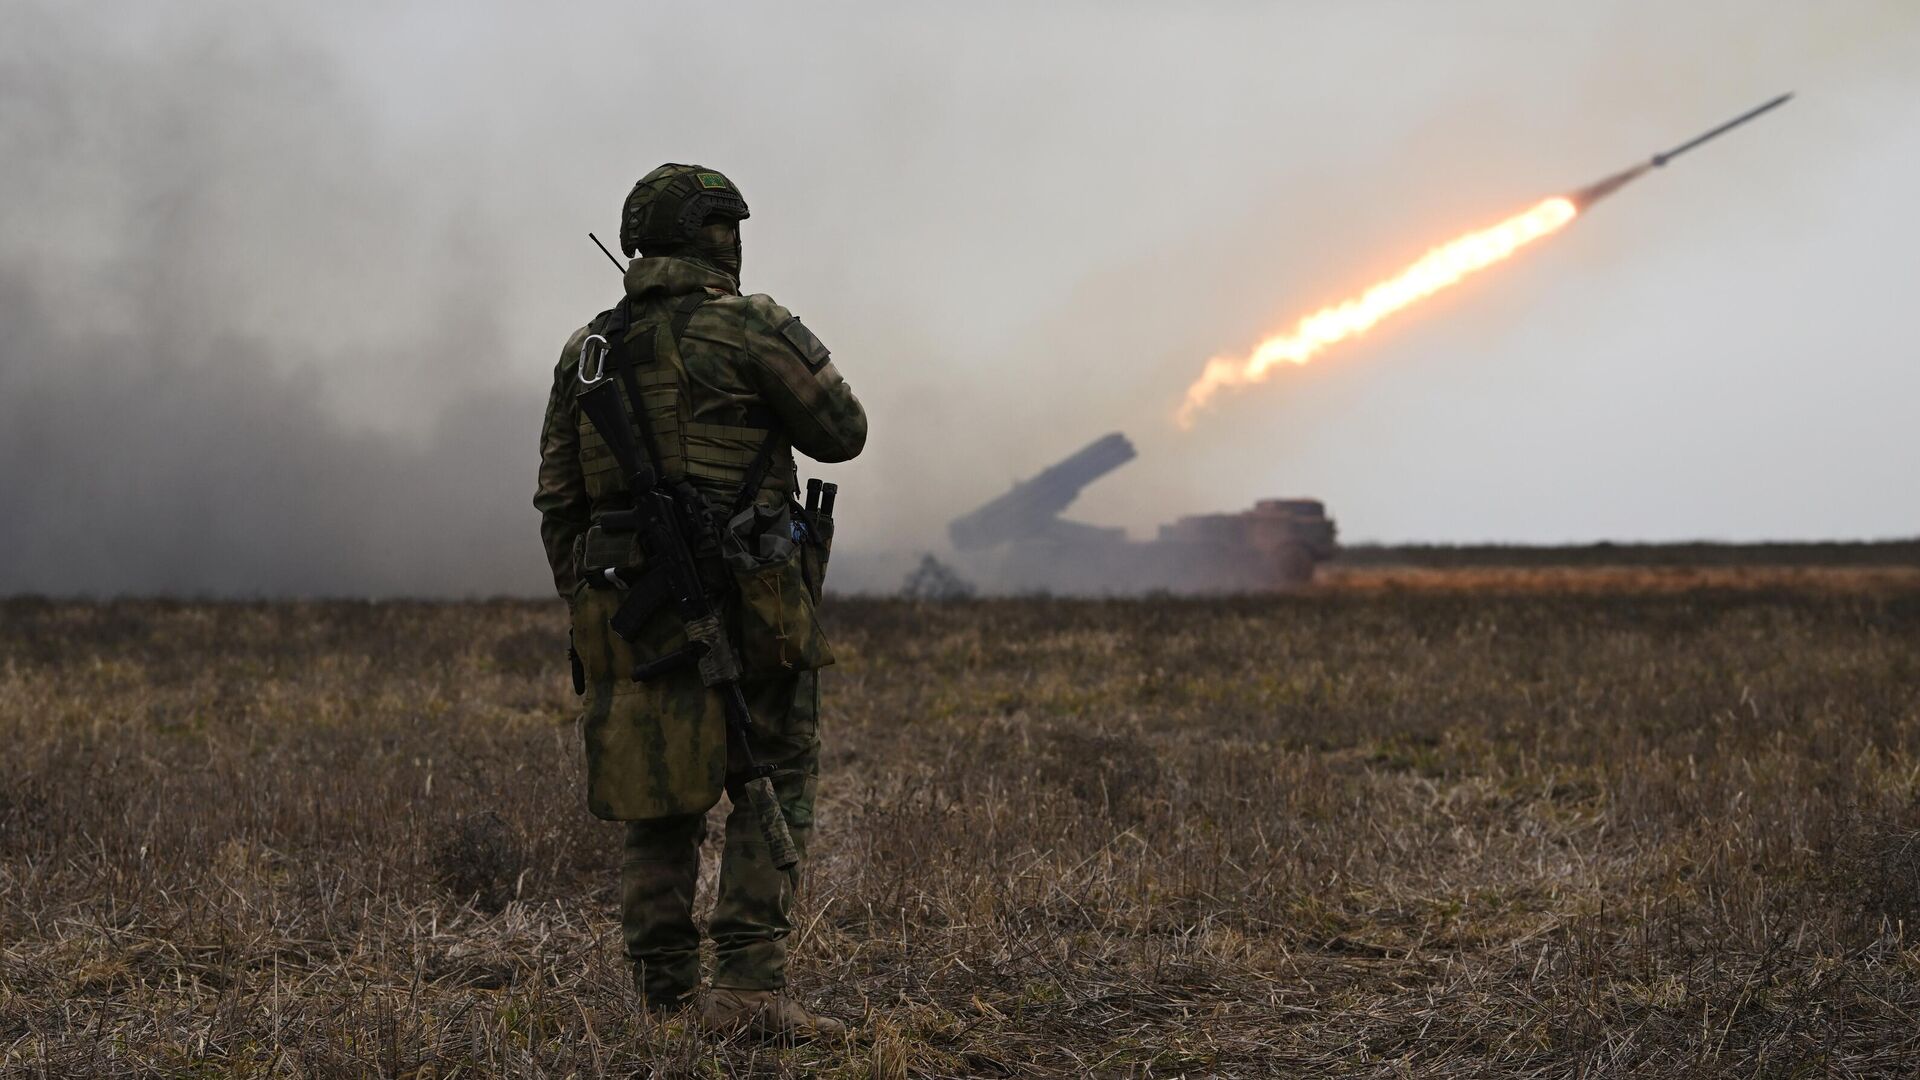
[697,172,731,190]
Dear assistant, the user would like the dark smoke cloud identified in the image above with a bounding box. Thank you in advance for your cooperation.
[0,6,551,597]
[0,271,537,597]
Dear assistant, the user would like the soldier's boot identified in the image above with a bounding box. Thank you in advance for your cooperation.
[621,815,705,1012]
[698,988,846,1041]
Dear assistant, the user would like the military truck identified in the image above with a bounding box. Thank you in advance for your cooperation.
[947,433,1337,594]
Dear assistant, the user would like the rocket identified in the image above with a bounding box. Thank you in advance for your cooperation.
[1570,93,1793,209]
[1175,92,1799,423]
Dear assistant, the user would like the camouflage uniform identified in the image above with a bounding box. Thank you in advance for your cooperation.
[534,170,865,1008]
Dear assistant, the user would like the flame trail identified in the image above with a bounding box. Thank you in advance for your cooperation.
[1175,95,1791,428]
[1176,196,1579,427]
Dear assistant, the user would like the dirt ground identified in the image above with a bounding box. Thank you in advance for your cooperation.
[4,569,1919,1077]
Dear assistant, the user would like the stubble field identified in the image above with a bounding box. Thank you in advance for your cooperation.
[4,568,1920,1077]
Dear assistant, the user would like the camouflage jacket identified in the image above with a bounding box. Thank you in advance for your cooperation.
[534,257,867,597]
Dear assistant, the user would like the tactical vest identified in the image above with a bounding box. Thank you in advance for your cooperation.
[570,291,834,677]
[575,293,789,523]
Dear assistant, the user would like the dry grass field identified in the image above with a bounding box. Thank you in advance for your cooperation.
[5,569,1920,1077]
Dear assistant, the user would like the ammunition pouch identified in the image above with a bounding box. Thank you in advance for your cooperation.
[794,506,834,606]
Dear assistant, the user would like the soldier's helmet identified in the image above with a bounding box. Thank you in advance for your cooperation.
[619,164,751,258]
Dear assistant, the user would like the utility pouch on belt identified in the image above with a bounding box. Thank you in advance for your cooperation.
[579,523,639,589]
[730,546,834,674]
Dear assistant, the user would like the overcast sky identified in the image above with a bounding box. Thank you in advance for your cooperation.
[2,1,1915,596]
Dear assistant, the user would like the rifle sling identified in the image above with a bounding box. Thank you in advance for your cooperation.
[610,305,668,480]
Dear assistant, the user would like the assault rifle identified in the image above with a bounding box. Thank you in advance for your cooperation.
[574,329,801,873]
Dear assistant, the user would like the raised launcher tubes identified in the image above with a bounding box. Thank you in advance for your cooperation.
[948,433,1138,551]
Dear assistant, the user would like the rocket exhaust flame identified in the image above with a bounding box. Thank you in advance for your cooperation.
[1176,196,1577,428]
[1176,94,1792,427]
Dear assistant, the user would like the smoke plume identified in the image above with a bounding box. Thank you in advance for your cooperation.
[0,6,546,596]
[3,3,1914,597]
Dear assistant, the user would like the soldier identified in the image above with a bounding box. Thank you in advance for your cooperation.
[534,164,866,1040]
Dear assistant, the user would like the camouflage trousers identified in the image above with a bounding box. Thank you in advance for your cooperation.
[620,670,820,1006]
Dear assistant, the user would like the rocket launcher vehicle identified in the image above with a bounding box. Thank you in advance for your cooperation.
[949,434,1338,593]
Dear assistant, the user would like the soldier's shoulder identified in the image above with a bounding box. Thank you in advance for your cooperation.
[561,321,594,355]
[555,308,620,375]
[675,292,754,348]
[555,323,591,377]
[726,293,832,372]
[693,291,796,326]
[738,292,795,324]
